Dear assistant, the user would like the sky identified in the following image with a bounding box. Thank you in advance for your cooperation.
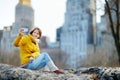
[0,0,66,42]
[0,0,104,42]
[96,0,105,23]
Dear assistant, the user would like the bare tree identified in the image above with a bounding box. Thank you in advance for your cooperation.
[104,0,120,63]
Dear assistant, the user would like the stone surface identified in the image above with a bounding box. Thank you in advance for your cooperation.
[0,64,93,80]
[0,64,120,80]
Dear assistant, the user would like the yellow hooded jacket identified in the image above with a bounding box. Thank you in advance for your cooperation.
[14,34,40,65]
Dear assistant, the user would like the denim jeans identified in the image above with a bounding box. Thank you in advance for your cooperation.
[26,52,51,70]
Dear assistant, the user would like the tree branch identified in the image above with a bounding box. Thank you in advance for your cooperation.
[105,0,116,39]
[110,8,117,12]
[115,0,119,41]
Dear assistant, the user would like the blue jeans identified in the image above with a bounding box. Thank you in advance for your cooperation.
[26,52,51,70]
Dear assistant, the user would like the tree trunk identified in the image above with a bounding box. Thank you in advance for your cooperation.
[105,0,120,64]
[115,41,120,63]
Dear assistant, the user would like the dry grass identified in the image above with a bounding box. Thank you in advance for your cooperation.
[84,51,120,67]
[0,48,119,68]
[0,49,20,66]
[41,48,69,69]
[0,48,68,68]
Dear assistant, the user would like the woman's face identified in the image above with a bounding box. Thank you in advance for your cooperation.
[32,29,40,39]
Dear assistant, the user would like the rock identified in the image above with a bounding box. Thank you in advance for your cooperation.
[76,67,120,80]
[0,64,93,80]
[2,64,120,80]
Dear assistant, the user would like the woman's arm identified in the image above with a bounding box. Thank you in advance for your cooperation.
[13,28,25,47]
[28,52,40,62]
[13,34,23,47]
[31,52,40,58]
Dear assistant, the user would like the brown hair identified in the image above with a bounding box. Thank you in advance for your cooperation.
[30,27,42,39]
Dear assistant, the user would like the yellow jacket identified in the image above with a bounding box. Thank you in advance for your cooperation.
[14,34,40,65]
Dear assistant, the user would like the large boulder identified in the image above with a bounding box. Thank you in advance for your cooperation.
[0,64,92,80]
[1,64,120,80]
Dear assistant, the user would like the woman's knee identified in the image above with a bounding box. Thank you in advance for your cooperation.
[42,52,51,61]
[27,62,45,70]
[27,63,37,70]
[42,52,48,55]
[42,52,50,57]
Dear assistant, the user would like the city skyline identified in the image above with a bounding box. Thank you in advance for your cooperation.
[0,0,66,42]
[0,0,104,42]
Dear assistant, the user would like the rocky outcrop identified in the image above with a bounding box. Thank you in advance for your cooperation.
[75,67,120,80]
[0,64,120,80]
[0,64,92,80]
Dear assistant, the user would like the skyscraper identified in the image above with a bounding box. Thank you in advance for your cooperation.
[0,0,34,52]
[60,0,96,68]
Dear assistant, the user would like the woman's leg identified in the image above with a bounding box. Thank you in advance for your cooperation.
[27,52,64,74]
[42,53,64,74]
[42,52,58,71]
[44,64,50,71]
[27,52,50,70]
[26,52,58,70]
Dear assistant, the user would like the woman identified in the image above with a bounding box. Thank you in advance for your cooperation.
[14,27,64,74]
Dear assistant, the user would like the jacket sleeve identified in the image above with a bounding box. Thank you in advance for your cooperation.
[14,35,27,47]
[31,52,40,58]
[13,34,22,47]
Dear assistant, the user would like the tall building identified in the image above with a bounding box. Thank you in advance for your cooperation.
[60,0,96,68]
[56,27,62,42]
[40,36,48,48]
[0,0,34,52]
[0,30,3,43]
[0,30,3,53]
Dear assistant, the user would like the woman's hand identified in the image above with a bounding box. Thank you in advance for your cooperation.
[19,28,24,36]
[29,56,34,62]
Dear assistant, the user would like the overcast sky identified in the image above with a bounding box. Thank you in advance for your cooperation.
[0,0,104,42]
[0,0,66,42]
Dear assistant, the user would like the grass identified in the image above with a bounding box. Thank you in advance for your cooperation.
[0,48,119,68]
